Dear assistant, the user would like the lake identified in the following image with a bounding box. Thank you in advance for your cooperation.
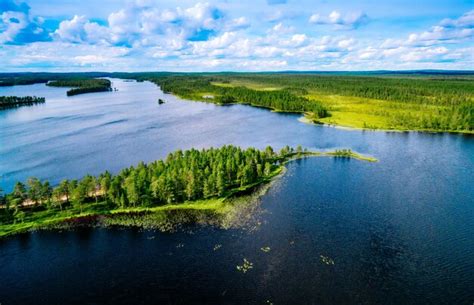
[0,79,473,304]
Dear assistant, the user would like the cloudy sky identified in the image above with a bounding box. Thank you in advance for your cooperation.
[1,0,473,71]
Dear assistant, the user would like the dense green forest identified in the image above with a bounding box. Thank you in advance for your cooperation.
[0,96,45,109]
[1,145,285,221]
[47,79,112,96]
[156,76,329,118]
[0,145,376,236]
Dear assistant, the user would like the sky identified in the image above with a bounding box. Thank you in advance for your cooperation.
[0,0,473,72]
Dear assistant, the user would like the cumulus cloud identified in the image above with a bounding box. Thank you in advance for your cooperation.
[0,0,49,44]
[52,2,249,49]
[54,15,109,44]
[440,10,474,28]
[381,10,474,49]
[309,10,369,29]
[1,1,472,71]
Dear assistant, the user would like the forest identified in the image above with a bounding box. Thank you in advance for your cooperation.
[0,96,45,109]
[157,76,329,118]
[47,79,112,96]
[150,74,473,132]
[0,145,295,233]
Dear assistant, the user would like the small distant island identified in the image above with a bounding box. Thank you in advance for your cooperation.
[0,96,45,110]
[47,79,112,96]
[0,145,376,237]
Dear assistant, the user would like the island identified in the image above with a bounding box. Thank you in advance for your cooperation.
[47,78,112,96]
[0,145,376,237]
[0,96,45,109]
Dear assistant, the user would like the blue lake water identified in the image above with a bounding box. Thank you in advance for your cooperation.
[0,79,473,304]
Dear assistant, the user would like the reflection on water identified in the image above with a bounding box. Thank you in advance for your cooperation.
[0,79,473,304]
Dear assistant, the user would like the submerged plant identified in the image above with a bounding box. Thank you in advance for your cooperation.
[236,258,254,273]
[320,255,335,265]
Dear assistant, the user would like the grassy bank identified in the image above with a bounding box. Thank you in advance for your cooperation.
[0,149,375,238]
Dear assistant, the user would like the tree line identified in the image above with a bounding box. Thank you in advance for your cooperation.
[47,79,112,96]
[0,96,45,109]
[155,76,329,118]
[211,74,473,106]
[1,145,295,223]
[152,74,473,131]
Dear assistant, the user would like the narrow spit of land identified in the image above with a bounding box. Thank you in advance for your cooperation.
[0,146,376,237]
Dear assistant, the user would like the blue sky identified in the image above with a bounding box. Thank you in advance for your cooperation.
[1,0,473,71]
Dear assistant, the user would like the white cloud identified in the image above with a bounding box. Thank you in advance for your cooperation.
[0,2,49,44]
[226,17,250,31]
[54,15,109,44]
[440,10,474,28]
[309,10,369,29]
[382,10,474,48]
[1,1,472,72]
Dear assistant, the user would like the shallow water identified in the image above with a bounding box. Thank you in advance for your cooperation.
[0,79,473,304]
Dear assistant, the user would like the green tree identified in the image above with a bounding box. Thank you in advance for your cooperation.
[124,174,139,207]
[216,171,226,197]
[100,172,112,203]
[41,181,53,209]
[27,177,43,206]
[12,182,27,211]
[57,179,71,205]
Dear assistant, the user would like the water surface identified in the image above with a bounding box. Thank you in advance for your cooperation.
[0,79,473,304]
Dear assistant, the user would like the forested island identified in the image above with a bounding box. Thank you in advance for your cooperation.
[0,145,375,237]
[47,79,112,96]
[0,96,45,109]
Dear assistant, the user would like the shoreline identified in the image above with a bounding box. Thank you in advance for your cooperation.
[161,87,472,135]
[298,115,474,135]
[0,151,376,238]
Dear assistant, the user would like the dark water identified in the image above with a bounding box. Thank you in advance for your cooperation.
[0,79,473,304]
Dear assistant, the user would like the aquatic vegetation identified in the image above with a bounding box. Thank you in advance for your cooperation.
[260,246,271,253]
[320,255,335,265]
[236,258,254,273]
